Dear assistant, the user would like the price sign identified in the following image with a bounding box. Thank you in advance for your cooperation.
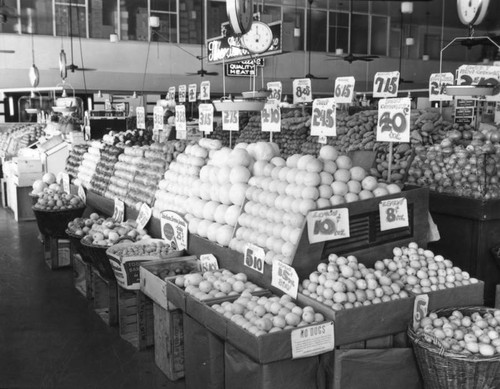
[334,76,355,103]
[244,243,265,274]
[199,104,214,133]
[105,99,112,110]
[200,254,219,271]
[78,185,86,204]
[168,86,176,101]
[175,105,187,132]
[62,173,70,194]
[457,64,500,101]
[429,73,454,102]
[379,197,409,231]
[311,98,336,137]
[222,110,239,132]
[267,81,282,102]
[113,198,125,223]
[200,80,210,100]
[136,203,152,230]
[136,106,146,129]
[272,261,299,299]
[318,135,327,144]
[413,294,429,330]
[376,98,411,143]
[153,106,164,130]
[178,85,187,103]
[160,210,188,251]
[291,322,335,359]
[307,208,350,244]
[261,100,281,132]
[188,83,197,102]
[293,78,312,104]
[373,71,400,98]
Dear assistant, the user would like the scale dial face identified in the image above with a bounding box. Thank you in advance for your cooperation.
[241,21,273,54]
[457,0,490,26]
[227,0,253,35]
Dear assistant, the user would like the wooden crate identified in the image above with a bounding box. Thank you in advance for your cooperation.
[92,268,118,326]
[72,253,93,300]
[117,287,154,350]
[153,304,184,381]
[43,235,72,270]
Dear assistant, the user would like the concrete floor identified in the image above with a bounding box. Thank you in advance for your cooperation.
[0,207,185,389]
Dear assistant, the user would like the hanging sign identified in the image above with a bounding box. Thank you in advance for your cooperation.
[178,85,187,103]
[188,83,197,102]
[413,294,429,330]
[168,86,176,101]
[457,64,500,101]
[160,210,188,251]
[78,185,86,204]
[272,261,299,299]
[334,76,355,103]
[291,322,335,359]
[200,81,211,100]
[307,208,350,244]
[153,106,164,130]
[113,198,125,223]
[261,100,281,132]
[136,203,152,230]
[222,110,239,132]
[136,106,146,129]
[379,197,409,231]
[175,105,187,132]
[225,59,264,77]
[454,99,476,125]
[373,71,400,98]
[267,81,282,102]
[200,254,219,271]
[244,243,265,274]
[199,104,214,133]
[429,73,454,102]
[376,98,411,143]
[293,78,312,104]
[311,98,336,137]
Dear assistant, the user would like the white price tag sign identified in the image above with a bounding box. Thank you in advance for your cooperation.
[62,173,70,194]
[261,100,281,132]
[311,98,336,137]
[175,105,187,132]
[307,208,350,244]
[199,104,214,133]
[200,254,219,271]
[178,85,187,103]
[200,81,210,100]
[244,243,265,274]
[222,110,239,132]
[168,86,176,101]
[457,65,500,101]
[373,71,400,98]
[291,322,335,359]
[334,76,355,103]
[267,81,282,102]
[293,78,312,104]
[113,198,125,223]
[376,98,411,143]
[379,197,409,231]
[160,210,188,251]
[271,261,299,299]
[429,73,454,102]
[136,203,152,230]
[413,294,429,330]
[188,83,197,102]
[78,185,86,204]
[318,135,327,144]
[153,106,164,130]
[136,106,146,129]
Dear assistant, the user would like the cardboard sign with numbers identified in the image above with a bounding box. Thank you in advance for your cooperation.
[376,98,411,143]
[373,71,400,98]
[429,73,454,102]
[457,65,500,101]
[261,100,281,132]
[293,78,312,104]
[267,81,282,102]
[199,103,214,133]
[188,83,197,102]
[413,294,429,330]
[136,203,152,230]
[379,197,409,231]
[222,110,239,132]
[307,208,350,244]
[272,261,299,298]
[244,243,265,274]
[153,106,164,130]
[200,254,219,271]
[200,81,210,100]
[175,105,187,132]
[168,86,176,101]
[311,98,336,137]
[160,210,188,251]
[113,198,125,223]
[178,85,187,103]
[136,106,146,129]
[334,76,355,103]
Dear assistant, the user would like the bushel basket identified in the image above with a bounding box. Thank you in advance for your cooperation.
[408,306,500,389]
[65,229,92,264]
[33,206,85,238]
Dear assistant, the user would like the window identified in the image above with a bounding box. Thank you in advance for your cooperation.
[55,1,87,37]
[180,0,203,44]
[371,15,388,56]
[283,6,304,51]
[207,1,226,40]
[151,0,177,43]
[328,11,348,53]
[89,0,117,39]
[120,0,148,41]
[0,0,18,33]
[308,10,327,52]
[21,0,53,35]
[350,14,368,54]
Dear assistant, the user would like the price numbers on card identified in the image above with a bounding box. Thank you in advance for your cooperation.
[199,104,214,133]
[113,198,125,223]
[373,71,400,98]
[267,81,282,102]
[153,106,164,130]
[457,65,500,101]
[188,83,197,102]
[429,73,454,102]
[136,203,152,230]
[244,243,265,274]
[168,86,176,101]
[376,98,411,143]
[160,210,188,251]
[293,78,312,104]
[62,173,70,194]
[136,106,146,129]
[413,294,429,330]
[222,110,239,132]
[379,198,409,231]
[261,100,281,132]
[334,76,355,103]
[178,85,187,103]
[307,208,350,244]
[200,254,219,272]
[311,98,336,137]
[175,105,187,132]
[271,261,299,299]
[78,185,86,204]
[200,81,210,101]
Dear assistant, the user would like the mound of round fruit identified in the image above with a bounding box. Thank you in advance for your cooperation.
[174,270,264,300]
[158,263,198,279]
[78,215,150,246]
[33,187,84,211]
[211,293,325,336]
[415,310,500,356]
[108,241,180,258]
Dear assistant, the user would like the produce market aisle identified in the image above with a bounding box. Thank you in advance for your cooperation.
[0,208,184,389]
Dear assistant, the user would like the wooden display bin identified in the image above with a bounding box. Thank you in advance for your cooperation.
[72,253,93,300]
[92,268,118,326]
[43,235,72,270]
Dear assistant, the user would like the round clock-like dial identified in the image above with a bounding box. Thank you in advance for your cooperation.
[457,0,490,25]
[241,21,273,54]
[227,0,253,35]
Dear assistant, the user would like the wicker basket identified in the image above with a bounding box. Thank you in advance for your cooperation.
[65,229,92,264]
[32,206,86,238]
[408,306,500,389]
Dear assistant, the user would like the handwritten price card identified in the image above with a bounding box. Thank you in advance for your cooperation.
[136,106,146,129]
[457,65,500,101]
[272,261,299,298]
[199,103,214,133]
[160,210,188,251]
[244,243,265,274]
[373,71,400,98]
[153,106,164,130]
[136,203,152,230]
[200,254,219,271]
[200,80,210,101]
[379,197,409,231]
[376,98,411,143]
[429,73,454,102]
[293,78,312,104]
[222,110,239,132]
[175,105,187,132]
[413,294,429,330]
[113,198,125,223]
[334,76,355,103]
[311,98,336,137]
[188,83,197,102]
[261,100,281,132]
[168,86,176,101]
[267,81,282,102]
[178,85,187,103]
[61,173,70,194]
[307,208,350,244]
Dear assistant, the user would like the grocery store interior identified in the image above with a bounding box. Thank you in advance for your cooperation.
[1,0,500,388]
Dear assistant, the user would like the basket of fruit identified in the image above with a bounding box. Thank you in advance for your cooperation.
[408,306,500,389]
[106,239,185,290]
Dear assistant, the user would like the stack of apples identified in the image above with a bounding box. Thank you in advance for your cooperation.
[81,217,151,247]
[33,186,84,211]
[66,143,89,178]
[75,143,101,190]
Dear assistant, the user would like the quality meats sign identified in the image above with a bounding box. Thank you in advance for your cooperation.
[225,58,264,77]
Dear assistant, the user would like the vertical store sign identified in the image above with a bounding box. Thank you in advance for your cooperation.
[188,83,197,102]
[178,85,187,103]
[200,81,211,100]
[199,103,214,133]
[136,106,146,129]
[293,78,312,104]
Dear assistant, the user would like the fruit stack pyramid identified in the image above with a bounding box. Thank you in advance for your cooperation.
[66,143,89,178]
[0,123,45,157]
[91,144,123,196]
[75,141,102,190]
[153,139,212,218]
[185,139,255,247]
[103,128,154,147]
[105,146,139,203]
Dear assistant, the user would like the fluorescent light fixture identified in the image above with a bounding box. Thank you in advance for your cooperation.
[8,97,14,115]
[401,2,413,14]
[87,97,93,111]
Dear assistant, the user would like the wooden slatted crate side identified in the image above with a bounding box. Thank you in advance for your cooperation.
[43,235,72,270]
[117,288,154,350]
[92,268,118,327]
[72,253,93,300]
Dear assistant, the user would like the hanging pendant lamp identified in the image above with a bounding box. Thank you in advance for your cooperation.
[29,33,39,88]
